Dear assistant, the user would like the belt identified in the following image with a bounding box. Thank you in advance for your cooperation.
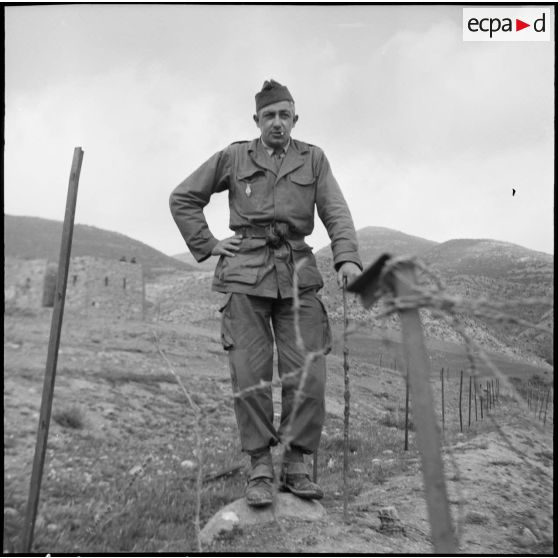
[237,223,304,247]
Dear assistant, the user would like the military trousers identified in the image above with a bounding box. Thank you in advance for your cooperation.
[220,291,332,454]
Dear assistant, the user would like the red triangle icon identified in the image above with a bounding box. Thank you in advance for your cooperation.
[516,19,530,31]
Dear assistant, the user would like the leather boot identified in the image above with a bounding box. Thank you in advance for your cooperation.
[245,452,274,507]
[280,461,324,500]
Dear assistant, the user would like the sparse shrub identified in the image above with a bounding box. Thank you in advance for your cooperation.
[370,461,388,485]
[321,434,362,454]
[4,304,38,318]
[378,411,415,432]
[465,510,490,525]
[214,523,243,543]
[379,411,398,428]
[53,406,84,429]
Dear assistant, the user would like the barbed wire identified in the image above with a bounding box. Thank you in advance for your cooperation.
[153,330,203,552]
[148,253,552,552]
[374,257,552,438]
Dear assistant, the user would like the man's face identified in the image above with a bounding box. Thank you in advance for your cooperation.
[253,100,298,149]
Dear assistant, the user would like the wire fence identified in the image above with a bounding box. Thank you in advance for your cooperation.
[153,256,551,551]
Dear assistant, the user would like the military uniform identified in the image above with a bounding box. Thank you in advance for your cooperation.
[170,137,361,455]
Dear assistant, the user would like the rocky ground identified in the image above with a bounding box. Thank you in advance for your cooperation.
[3,297,554,554]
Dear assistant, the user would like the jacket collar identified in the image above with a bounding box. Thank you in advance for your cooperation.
[247,138,307,178]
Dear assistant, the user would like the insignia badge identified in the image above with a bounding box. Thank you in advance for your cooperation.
[245,183,252,197]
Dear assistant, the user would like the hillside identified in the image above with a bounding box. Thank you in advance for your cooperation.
[3,288,553,553]
[173,251,217,272]
[422,238,553,280]
[317,228,553,366]
[316,226,438,266]
[4,215,195,277]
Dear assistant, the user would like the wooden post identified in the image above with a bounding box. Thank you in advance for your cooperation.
[543,388,550,426]
[538,387,546,421]
[459,371,463,433]
[468,375,472,429]
[486,382,490,414]
[21,148,84,552]
[389,262,456,552]
[474,378,478,421]
[404,367,410,451]
[441,369,445,432]
[347,256,456,553]
[342,278,350,523]
[480,392,484,420]
[312,450,318,483]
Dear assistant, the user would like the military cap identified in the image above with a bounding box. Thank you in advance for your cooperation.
[255,79,294,112]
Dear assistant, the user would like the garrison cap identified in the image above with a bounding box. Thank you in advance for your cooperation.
[255,80,294,112]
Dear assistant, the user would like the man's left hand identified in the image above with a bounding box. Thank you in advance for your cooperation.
[337,262,361,288]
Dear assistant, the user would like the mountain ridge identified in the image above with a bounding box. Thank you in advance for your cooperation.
[314,227,553,366]
[4,214,195,277]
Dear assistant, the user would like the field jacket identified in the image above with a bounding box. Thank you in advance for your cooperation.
[169,138,362,298]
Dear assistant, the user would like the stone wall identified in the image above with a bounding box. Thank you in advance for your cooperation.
[5,256,145,320]
[67,256,144,319]
[4,257,48,309]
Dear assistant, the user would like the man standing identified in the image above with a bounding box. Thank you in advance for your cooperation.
[170,80,361,507]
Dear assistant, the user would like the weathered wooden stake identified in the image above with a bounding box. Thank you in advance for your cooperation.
[342,278,350,523]
[468,375,472,429]
[480,393,484,420]
[543,388,550,426]
[458,370,463,432]
[348,256,456,553]
[474,378,478,421]
[21,147,84,553]
[312,450,318,483]
[385,262,456,552]
[441,368,445,432]
[404,366,410,451]
[538,387,546,421]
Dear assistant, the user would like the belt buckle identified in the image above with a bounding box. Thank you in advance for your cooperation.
[266,224,284,248]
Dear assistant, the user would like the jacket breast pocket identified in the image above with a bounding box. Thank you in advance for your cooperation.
[288,172,316,217]
[290,172,315,188]
[235,169,269,210]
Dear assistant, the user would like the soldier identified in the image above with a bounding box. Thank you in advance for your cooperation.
[170,80,361,507]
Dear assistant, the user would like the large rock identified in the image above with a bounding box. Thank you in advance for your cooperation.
[200,493,326,546]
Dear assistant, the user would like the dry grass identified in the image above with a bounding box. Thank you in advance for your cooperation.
[3,306,552,554]
[52,406,85,429]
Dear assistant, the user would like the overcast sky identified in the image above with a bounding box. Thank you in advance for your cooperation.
[4,4,555,259]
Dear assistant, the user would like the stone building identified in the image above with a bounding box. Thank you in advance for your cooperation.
[4,257,48,308]
[5,256,145,320]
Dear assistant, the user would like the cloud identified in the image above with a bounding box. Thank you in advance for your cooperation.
[4,5,554,256]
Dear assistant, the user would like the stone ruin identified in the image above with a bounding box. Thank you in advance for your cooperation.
[4,255,145,320]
